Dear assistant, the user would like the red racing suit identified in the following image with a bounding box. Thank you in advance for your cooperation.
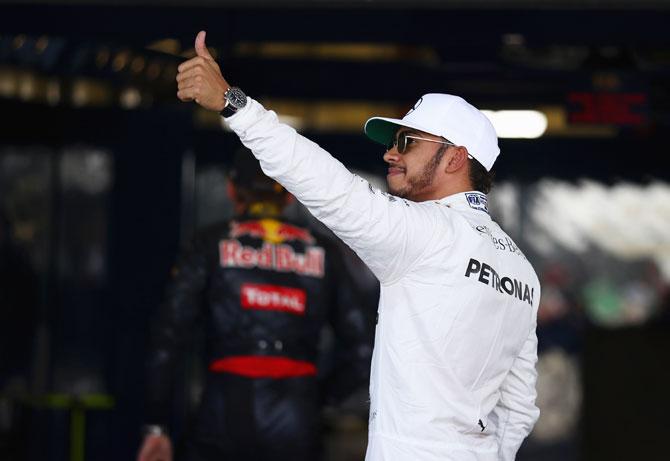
[144,212,374,460]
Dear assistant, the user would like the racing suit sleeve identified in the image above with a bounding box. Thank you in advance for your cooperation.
[491,325,541,460]
[144,238,209,427]
[226,99,450,283]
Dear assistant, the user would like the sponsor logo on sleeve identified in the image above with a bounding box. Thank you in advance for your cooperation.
[473,225,527,259]
[464,258,535,306]
[241,283,306,315]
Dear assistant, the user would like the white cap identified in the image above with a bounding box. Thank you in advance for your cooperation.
[364,93,500,171]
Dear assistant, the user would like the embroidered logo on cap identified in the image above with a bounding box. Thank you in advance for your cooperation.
[405,97,423,116]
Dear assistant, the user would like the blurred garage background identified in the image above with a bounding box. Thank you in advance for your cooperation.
[1,1,669,460]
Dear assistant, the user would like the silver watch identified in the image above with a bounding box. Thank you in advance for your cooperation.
[221,86,247,117]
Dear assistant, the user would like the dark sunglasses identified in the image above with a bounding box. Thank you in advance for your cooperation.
[387,131,455,154]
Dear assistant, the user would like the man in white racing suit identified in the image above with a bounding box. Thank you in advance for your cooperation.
[175,30,541,461]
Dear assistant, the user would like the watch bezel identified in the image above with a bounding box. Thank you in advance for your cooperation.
[225,87,247,110]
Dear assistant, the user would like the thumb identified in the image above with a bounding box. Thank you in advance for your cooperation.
[195,30,213,60]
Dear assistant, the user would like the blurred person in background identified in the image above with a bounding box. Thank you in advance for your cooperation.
[518,262,583,461]
[0,207,38,460]
[175,31,541,461]
[137,148,373,461]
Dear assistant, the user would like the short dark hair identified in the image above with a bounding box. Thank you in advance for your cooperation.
[232,183,288,207]
[229,147,289,208]
[469,158,494,194]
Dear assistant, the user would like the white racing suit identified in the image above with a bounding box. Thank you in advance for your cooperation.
[226,98,541,461]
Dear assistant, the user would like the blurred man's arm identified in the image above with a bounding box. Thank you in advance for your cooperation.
[490,326,541,461]
[138,239,208,461]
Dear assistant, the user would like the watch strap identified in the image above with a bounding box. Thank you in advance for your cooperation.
[221,101,237,118]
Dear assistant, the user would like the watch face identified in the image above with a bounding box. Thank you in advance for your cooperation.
[227,87,247,109]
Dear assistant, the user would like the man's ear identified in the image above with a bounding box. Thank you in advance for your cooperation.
[445,146,469,173]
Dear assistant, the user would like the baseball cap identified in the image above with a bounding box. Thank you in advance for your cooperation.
[364,93,500,171]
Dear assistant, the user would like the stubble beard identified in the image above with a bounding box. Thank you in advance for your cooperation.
[388,148,446,200]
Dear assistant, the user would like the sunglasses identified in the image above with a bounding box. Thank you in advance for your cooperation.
[387,131,455,154]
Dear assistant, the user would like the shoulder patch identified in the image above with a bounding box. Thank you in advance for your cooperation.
[465,192,489,214]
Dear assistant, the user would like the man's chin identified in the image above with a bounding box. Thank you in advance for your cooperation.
[387,178,403,196]
[387,185,409,199]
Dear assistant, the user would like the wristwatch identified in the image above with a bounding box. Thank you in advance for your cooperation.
[221,86,247,118]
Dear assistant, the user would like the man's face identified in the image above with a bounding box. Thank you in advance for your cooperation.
[383,128,450,201]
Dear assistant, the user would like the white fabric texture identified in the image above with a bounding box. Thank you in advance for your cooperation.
[226,98,541,461]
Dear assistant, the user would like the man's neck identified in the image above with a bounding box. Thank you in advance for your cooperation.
[415,179,474,202]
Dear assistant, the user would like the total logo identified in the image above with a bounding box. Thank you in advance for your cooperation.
[241,283,306,315]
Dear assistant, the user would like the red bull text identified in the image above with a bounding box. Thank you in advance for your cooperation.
[219,240,325,278]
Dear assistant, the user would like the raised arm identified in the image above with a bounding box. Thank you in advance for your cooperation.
[176,31,448,283]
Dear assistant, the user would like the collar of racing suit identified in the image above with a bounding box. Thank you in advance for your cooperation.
[436,191,491,216]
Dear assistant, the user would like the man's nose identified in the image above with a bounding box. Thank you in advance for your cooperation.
[383,147,400,163]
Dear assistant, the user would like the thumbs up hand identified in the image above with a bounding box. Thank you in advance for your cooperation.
[194,30,214,60]
[176,31,230,112]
